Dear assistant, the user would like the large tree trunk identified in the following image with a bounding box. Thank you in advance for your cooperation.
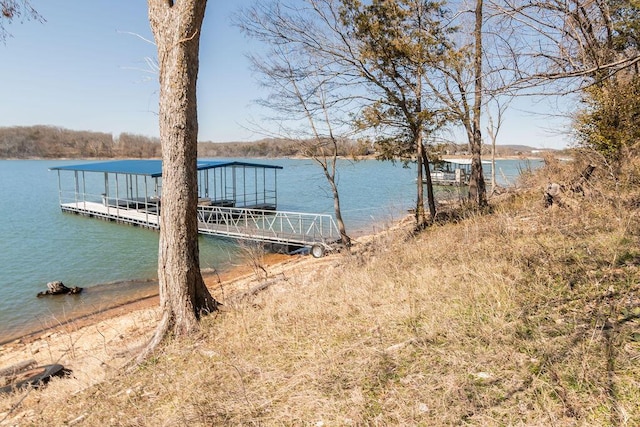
[143,0,218,357]
[468,0,487,207]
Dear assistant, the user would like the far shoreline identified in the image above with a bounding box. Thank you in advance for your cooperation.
[0,153,551,162]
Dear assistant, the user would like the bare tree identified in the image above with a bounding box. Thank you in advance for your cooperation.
[141,0,218,359]
[485,97,510,194]
[412,0,492,208]
[240,0,456,229]
[239,11,353,246]
[492,0,640,89]
[488,1,640,162]
[0,0,42,41]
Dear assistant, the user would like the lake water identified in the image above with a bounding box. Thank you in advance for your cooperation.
[0,158,541,343]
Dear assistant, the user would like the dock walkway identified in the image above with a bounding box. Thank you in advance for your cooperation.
[61,201,160,228]
[61,201,339,251]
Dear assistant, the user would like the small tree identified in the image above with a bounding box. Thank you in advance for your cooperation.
[239,4,356,246]
[142,0,218,359]
[343,0,453,226]
[485,97,510,194]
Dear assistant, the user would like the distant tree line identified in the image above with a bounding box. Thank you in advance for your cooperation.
[0,125,540,160]
[0,126,375,159]
[198,137,370,158]
[0,126,161,159]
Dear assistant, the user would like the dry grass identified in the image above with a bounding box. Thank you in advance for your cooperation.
[2,153,640,426]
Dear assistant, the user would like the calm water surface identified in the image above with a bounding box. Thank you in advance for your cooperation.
[0,158,540,342]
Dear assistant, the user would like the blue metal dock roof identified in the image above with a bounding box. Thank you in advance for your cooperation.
[51,159,282,177]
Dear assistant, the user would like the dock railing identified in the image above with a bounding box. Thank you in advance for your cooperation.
[58,189,340,249]
[197,205,340,248]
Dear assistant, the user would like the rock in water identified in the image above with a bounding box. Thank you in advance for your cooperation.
[37,281,83,297]
[47,281,67,294]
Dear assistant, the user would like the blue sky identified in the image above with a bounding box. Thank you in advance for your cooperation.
[0,1,570,149]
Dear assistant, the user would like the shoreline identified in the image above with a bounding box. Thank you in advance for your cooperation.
[0,222,395,350]
[0,253,291,347]
[0,246,344,401]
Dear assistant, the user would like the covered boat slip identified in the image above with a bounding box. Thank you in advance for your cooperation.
[425,159,493,186]
[50,160,340,252]
[429,159,473,186]
[52,159,280,211]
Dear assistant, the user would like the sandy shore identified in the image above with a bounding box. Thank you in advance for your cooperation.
[0,249,335,404]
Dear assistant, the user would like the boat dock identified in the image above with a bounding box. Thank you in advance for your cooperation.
[427,159,472,186]
[51,160,340,256]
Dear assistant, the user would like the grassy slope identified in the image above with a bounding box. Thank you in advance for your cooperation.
[4,155,640,426]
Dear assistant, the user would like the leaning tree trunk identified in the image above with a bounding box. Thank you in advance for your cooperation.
[421,146,436,219]
[314,152,351,248]
[415,130,427,228]
[142,0,218,358]
[327,173,351,247]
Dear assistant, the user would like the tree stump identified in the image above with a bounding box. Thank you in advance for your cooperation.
[544,182,563,207]
[570,164,596,195]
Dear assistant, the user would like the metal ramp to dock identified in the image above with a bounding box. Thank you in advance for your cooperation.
[60,201,340,253]
[196,205,339,249]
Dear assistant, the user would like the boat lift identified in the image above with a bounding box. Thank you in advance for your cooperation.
[50,160,340,257]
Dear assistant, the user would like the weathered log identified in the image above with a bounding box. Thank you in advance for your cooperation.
[544,164,596,208]
[0,364,67,394]
[0,360,37,379]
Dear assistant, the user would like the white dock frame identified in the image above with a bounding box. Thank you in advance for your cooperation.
[52,160,341,254]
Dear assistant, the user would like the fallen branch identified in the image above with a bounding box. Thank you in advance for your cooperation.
[234,274,287,302]
[0,360,37,378]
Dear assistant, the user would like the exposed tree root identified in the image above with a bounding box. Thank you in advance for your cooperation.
[135,309,171,364]
[134,292,220,365]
